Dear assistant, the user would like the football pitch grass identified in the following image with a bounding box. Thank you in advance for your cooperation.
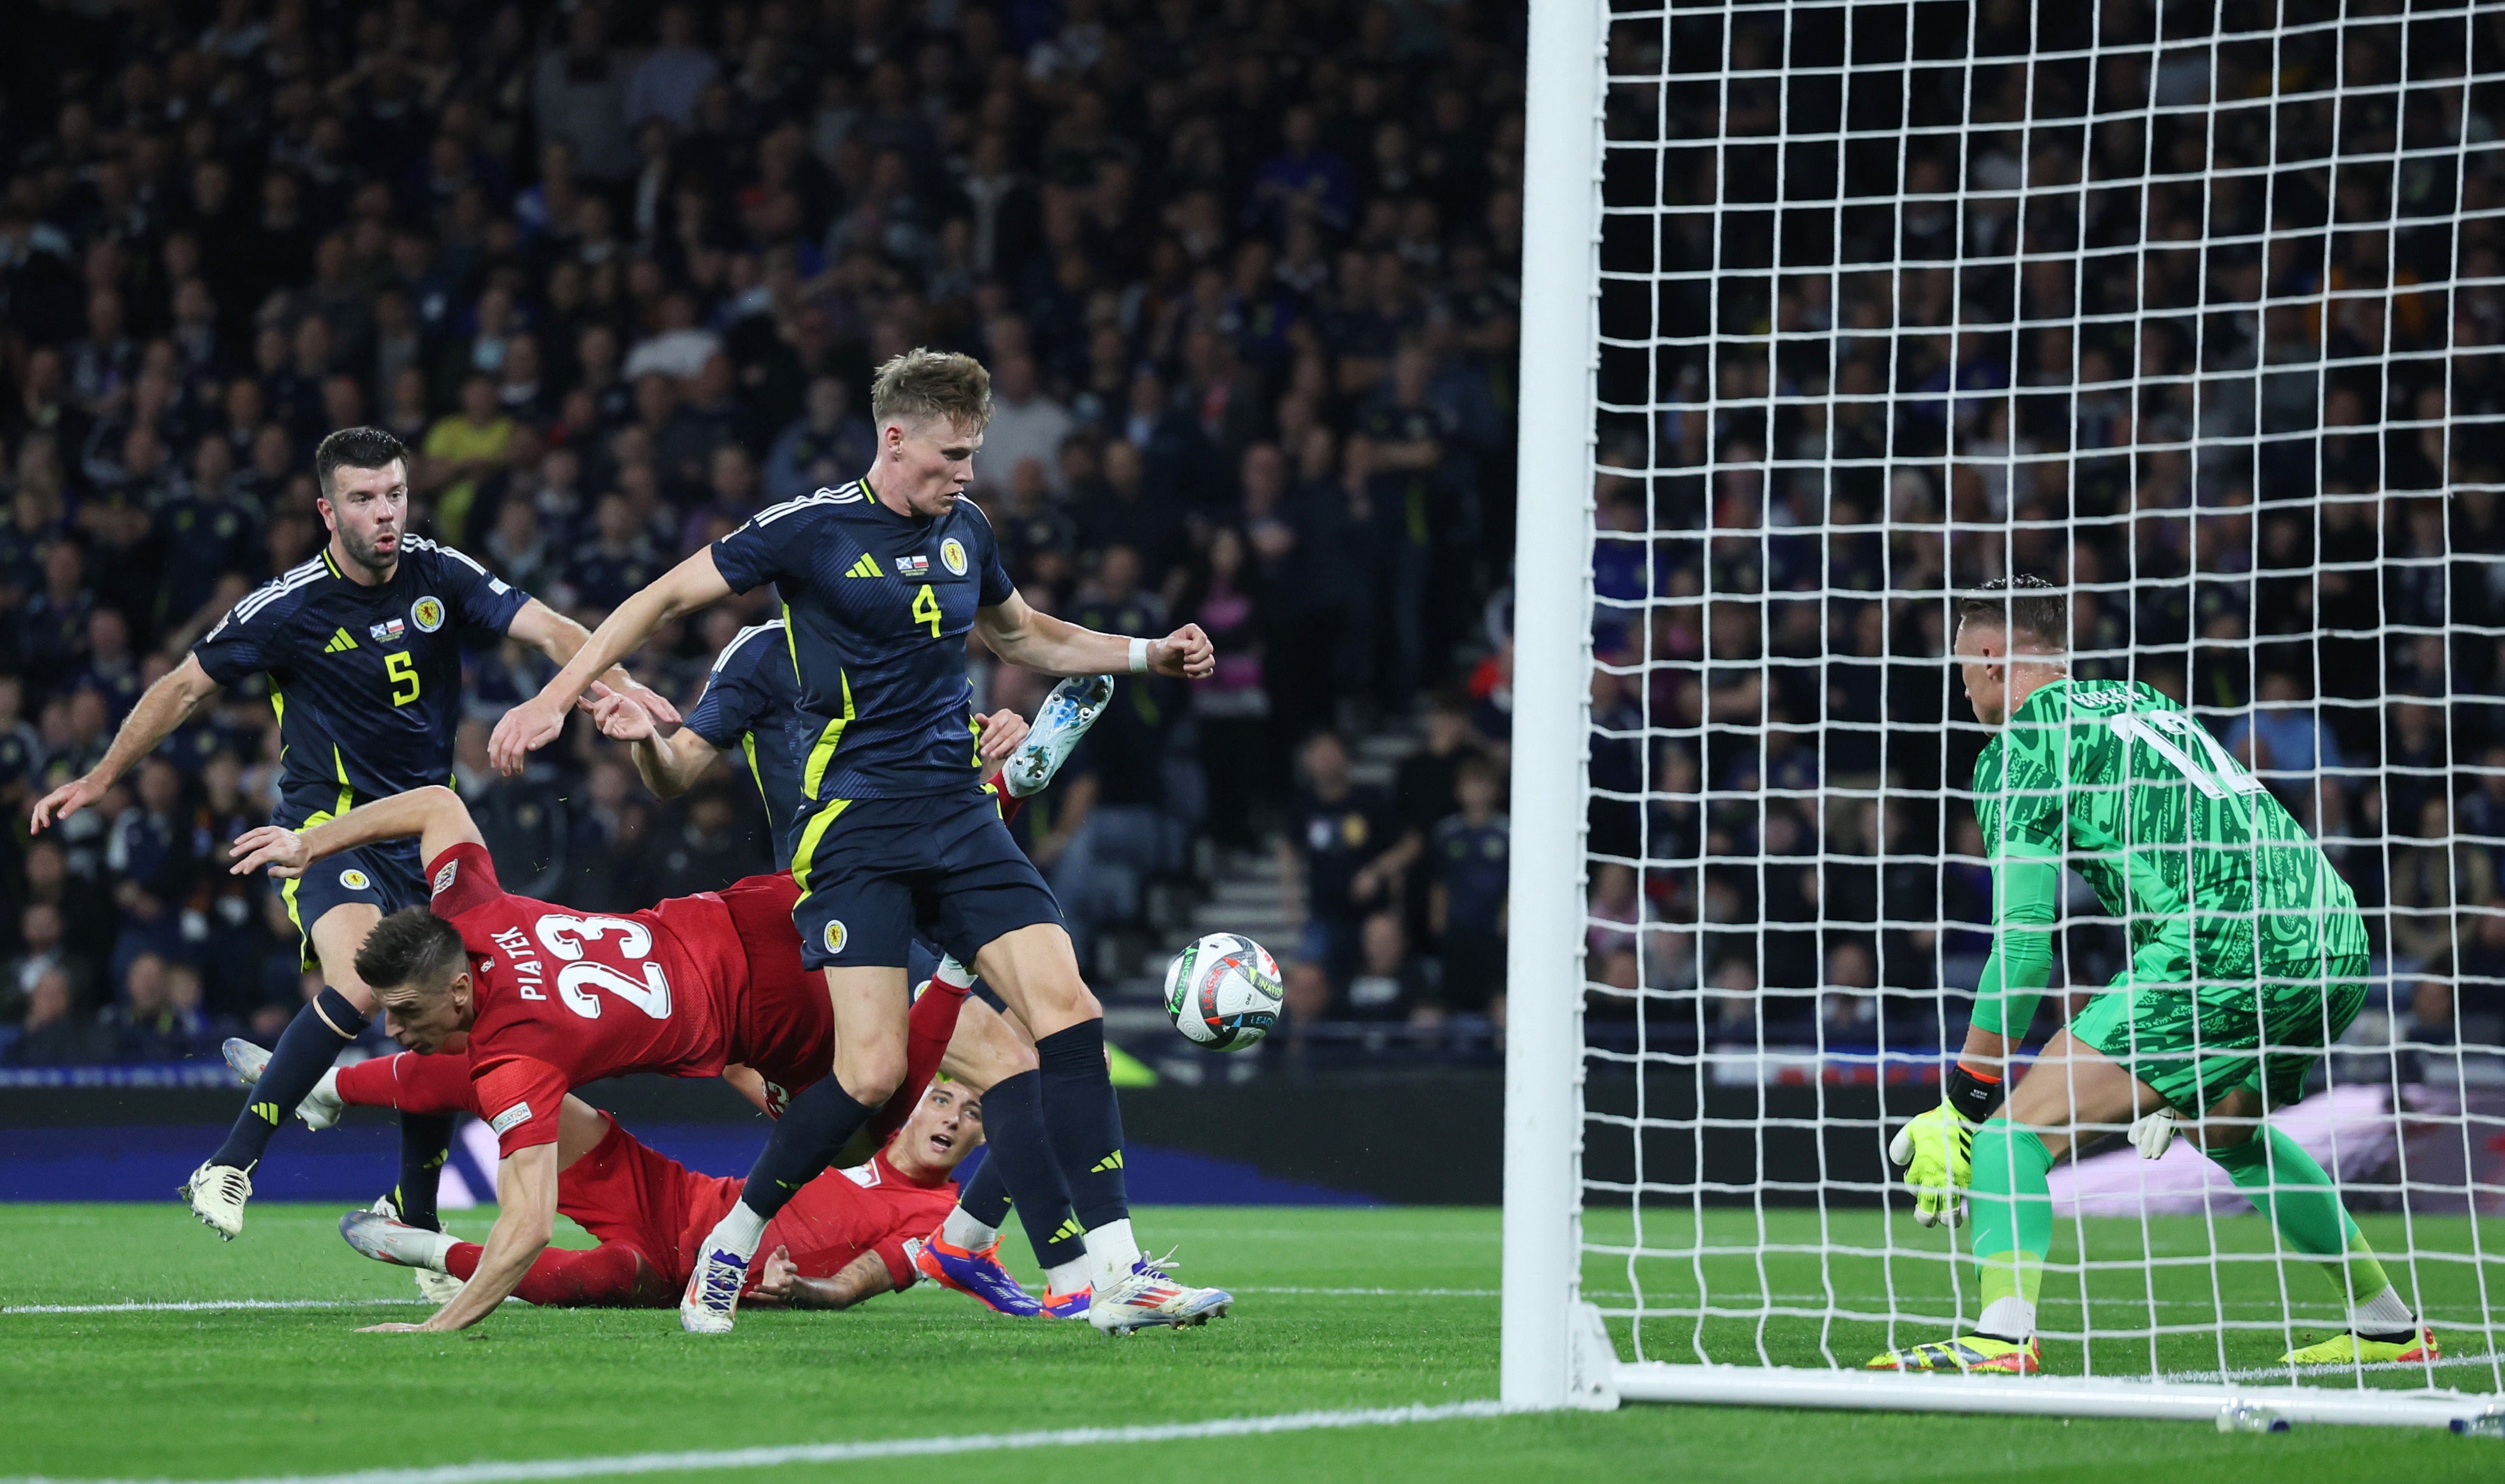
[4,1203,2501,1483]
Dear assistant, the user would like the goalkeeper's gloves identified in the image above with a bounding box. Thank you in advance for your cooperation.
[2127,1105,2181,1160]
[1887,1104,1978,1228]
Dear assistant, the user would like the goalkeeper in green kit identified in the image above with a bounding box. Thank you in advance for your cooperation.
[1868,577,2435,1375]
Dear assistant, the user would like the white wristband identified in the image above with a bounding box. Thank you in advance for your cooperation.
[1128,637,1150,674]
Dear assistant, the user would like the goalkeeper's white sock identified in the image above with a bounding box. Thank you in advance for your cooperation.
[2351,1284,2415,1334]
[1977,1296,2035,1341]
[941,1206,998,1250]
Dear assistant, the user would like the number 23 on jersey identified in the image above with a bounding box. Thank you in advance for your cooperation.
[534,913,672,1020]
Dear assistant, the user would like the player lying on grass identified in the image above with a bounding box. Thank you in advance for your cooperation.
[225,780,1007,1331]
[323,1051,979,1315]
[1871,577,2431,1376]
[488,348,1230,1336]
[591,614,1116,1320]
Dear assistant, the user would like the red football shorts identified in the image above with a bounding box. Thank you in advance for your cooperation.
[717,871,834,1098]
[557,1114,744,1290]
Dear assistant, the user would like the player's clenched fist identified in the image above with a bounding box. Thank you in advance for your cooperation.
[1150,623,1216,680]
[1887,1104,1978,1228]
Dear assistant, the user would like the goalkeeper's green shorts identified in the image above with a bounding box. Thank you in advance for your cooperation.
[2068,949,2369,1113]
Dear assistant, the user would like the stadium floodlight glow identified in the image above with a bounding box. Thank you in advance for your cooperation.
[1507,0,2505,1428]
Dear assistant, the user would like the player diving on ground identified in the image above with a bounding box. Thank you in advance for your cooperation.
[225,778,1026,1331]
[588,613,1119,1319]
[486,347,1232,1336]
[1871,576,2429,1375]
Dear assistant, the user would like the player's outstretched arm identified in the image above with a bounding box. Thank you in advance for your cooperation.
[364,1142,557,1333]
[590,684,720,797]
[490,549,733,774]
[228,785,485,879]
[974,590,1215,680]
[29,654,222,831]
[508,597,683,729]
[1887,845,2060,1226]
[749,1246,894,1310]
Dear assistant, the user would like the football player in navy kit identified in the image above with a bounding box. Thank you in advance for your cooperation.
[491,349,1233,1336]
[592,617,1114,1319]
[29,427,676,1240]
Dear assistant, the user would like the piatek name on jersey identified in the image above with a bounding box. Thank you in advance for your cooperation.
[488,927,546,1000]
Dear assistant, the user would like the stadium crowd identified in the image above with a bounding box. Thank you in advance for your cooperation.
[0,0,1526,1065]
[1584,1,2505,1070]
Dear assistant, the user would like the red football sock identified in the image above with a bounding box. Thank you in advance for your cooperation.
[334,1050,478,1116]
[867,978,971,1145]
[444,1240,668,1308]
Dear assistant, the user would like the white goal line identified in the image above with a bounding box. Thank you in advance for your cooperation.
[0,1401,1522,1484]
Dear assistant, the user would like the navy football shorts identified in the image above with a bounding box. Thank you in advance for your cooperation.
[281,831,429,971]
[789,788,1064,972]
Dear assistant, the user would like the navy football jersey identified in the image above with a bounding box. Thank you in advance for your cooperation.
[193,538,528,826]
[683,619,815,863]
[710,481,1015,801]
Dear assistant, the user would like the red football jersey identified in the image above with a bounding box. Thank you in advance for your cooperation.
[426,842,750,1155]
[755,1151,960,1291]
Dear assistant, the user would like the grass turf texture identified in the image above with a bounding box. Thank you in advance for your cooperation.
[0,1203,2497,1483]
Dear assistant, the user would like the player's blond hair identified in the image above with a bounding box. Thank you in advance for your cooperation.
[871,348,993,432]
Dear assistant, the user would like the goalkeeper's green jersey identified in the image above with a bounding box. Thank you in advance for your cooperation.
[1972,679,2364,987]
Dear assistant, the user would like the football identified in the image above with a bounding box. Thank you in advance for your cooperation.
[1162,932,1284,1052]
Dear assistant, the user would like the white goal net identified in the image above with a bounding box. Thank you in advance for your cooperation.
[1505,0,2505,1428]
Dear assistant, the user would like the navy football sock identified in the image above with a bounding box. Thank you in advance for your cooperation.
[1034,1020,1128,1230]
[966,1070,1085,1271]
[737,1077,877,1222]
[393,1113,457,1231]
[212,989,366,1171]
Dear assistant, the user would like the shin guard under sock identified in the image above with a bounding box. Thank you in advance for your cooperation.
[736,1077,877,1223]
[1969,1119,2054,1338]
[212,989,367,1170]
[1034,1020,1128,1231]
[394,1113,457,1231]
[965,1069,1085,1271]
[2207,1126,2399,1317]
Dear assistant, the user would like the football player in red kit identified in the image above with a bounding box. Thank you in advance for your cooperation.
[330,1051,978,1314]
[226,783,987,1331]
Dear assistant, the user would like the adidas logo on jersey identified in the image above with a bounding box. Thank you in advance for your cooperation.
[844,554,882,579]
[323,628,358,653]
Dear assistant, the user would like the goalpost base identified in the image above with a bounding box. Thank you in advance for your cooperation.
[1608,1359,2504,1434]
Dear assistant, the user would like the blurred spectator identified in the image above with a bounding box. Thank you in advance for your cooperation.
[1282,732,1397,991]
[1428,754,1508,1021]
[1345,910,1435,1023]
[764,376,874,501]
[7,968,110,1065]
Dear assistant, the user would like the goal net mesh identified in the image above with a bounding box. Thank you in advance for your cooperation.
[1580,0,2505,1392]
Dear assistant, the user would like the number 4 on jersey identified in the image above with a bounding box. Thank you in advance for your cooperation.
[911,583,942,638]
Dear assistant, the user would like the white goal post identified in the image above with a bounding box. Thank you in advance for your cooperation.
[1504,0,2505,1430]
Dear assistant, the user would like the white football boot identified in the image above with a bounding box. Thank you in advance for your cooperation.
[367,1194,467,1302]
[220,1037,346,1130]
[1088,1251,1234,1336]
[339,1207,458,1271]
[180,1161,252,1240]
[680,1229,754,1334]
[1002,674,1115,798]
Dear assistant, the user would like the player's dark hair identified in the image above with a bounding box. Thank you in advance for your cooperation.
[314,426,407,495]
[1956,574,2067,651]
[354,907,467,994]
[871,348,993,431]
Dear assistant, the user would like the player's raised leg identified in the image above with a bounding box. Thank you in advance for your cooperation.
[977,924,1232,1334]
[184,900,382,1238]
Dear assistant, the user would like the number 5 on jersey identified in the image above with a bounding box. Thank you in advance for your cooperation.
[385,649,420,707]
[912,583,942,638]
